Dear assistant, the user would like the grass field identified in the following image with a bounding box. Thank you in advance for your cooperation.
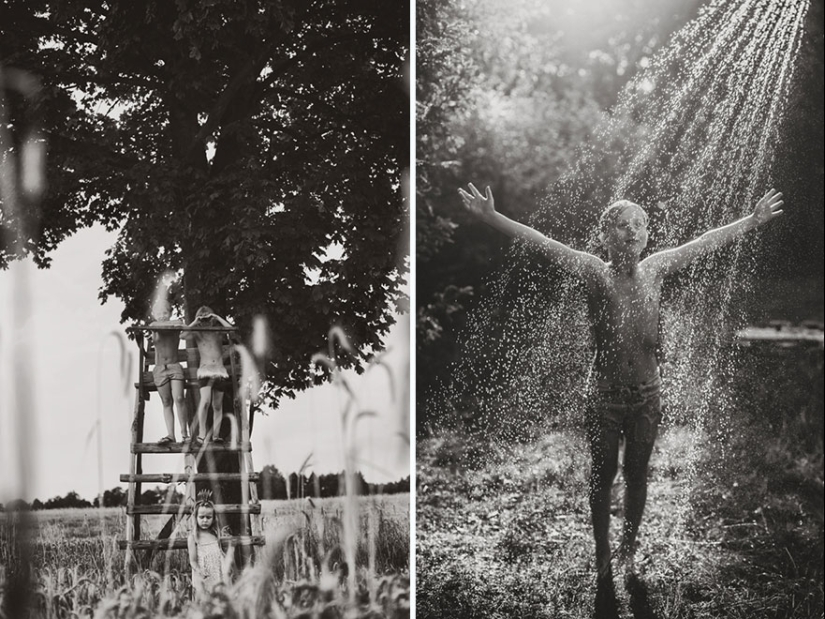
[417,428,823,619]
[1,493,410,618]
[417,347,824,619]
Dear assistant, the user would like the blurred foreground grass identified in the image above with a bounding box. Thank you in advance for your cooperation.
[1,494,410,618]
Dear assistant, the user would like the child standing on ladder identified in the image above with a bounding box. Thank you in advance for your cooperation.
[185,306,234,445]
[458,182,785,618]
[149,299,189,444]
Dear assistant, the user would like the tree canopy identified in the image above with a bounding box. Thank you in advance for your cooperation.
[1,0,409,404]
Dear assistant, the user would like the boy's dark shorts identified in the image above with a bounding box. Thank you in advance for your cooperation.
[586,375,662,444]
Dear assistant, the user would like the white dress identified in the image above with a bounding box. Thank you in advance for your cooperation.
[197,536,224,593]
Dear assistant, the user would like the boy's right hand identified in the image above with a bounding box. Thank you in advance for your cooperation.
[458,183,496,220]
[751,188,784,225]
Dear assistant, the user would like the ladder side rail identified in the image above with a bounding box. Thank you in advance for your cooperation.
[242,401,262,538]
[228,343,251,535]
[125,331,148,578]
[227,337,256,569]
[134,330,147,517]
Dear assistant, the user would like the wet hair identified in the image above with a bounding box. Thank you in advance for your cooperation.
[599,199,648,238]
[195,306,214,318]
[151,298,172,321]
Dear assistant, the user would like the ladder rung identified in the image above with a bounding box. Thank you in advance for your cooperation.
[126,503,261,515]
[131,442,252,454]
[118,536,265,550]
[120,473,260,483]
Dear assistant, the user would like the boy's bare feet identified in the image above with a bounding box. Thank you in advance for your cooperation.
[594,568,620,619]
[625,571,659,618]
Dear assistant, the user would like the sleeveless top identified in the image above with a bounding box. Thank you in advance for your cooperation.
[197,536,224,590]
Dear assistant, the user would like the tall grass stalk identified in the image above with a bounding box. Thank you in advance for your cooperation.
[93,330,132,582]
[311,325,400,608]
[1,63,47,618]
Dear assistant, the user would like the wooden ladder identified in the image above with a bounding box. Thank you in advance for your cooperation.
[119,325,264,575]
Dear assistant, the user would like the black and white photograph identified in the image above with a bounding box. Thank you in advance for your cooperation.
[1,1,410,617]
[3,0,825,617]
[416,0,823,617]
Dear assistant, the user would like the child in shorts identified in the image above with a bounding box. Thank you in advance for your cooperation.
[459,183,785,616]
[149,300,189,444]
[185,306,234,445]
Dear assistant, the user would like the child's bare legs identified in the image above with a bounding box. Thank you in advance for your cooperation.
[195,383,213,441]
[157,381,177,440]
[171,379,189,440]
[211,387,224,441]
[617,435,657,574]
[588,427,621,579]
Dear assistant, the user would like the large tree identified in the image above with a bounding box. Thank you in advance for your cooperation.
[1,0,409,404]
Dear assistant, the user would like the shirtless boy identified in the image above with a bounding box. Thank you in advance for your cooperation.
[185,306,234,445]
[459,183,784,615]
[149,300,189,444]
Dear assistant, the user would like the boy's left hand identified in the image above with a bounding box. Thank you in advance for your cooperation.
[752,188,784,225]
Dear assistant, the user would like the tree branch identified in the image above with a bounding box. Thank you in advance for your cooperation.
[49,132,142,171]
[267,85,378,136]
[183,55,265,160]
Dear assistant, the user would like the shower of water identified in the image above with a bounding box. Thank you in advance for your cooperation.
[436,0,810,484]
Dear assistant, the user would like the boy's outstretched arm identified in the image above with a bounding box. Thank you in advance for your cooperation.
[458,182,602,276]
[646,188,784,276]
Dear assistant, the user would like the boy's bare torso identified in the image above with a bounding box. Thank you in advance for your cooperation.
[586,262,663,385]
[151,320,184,366]
[458,181,784,384]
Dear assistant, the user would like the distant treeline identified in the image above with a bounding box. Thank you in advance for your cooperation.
[256,465,411,500]
[0,467,410,511]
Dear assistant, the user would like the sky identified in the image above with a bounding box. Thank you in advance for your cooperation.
[0,225,410,503]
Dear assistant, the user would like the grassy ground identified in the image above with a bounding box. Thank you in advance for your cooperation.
[417,426,823,619]
[1,494,410,618]
[416,344,824,619]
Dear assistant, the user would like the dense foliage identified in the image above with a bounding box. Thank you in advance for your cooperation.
[1,0,409,405]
